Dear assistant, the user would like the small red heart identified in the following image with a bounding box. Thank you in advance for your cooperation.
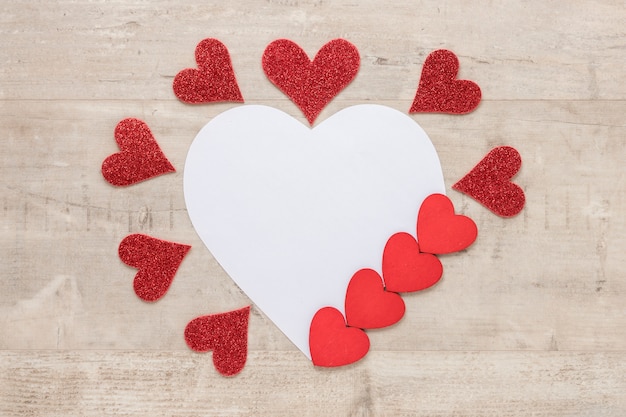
[184,306,251,377]
[417,194,478,255]
[118,234,191,302]
[453,146,525,217]
[173,38,244,104]
[345,268,405,329]
[102,118,175,186]
[382,232,443,293]
[409,49,481,114]
[309,307,370,367]
[262,38,360,124]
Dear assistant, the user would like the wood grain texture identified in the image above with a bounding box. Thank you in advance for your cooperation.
[1,0,624,415]
[2,351,625,417]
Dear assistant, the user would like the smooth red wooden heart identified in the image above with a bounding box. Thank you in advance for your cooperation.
[453,146,525,217]
[184,306,251,376]
[382,232,443,293]
[102,118,175,186]
[417,194,478,254]
[118,234,191,302]
[345,268,405,329]
[173,38,244,104]
[262,38,360,124]
[409,49,481,114]
[309,307,370,367]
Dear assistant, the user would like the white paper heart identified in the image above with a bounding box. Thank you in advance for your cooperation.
[184,104,445,358]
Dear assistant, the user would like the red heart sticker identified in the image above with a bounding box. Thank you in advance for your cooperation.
[409,49,481,114]
[118,234,191,302]
[417,194,478,255]
[345,269,405,329]
[184,306,251,377]
[382,232,443,293]
[309,307,370,367]
[102,118,175,186]
[453,146,525,217]
[262,38,360,124]
[173,38,244,104]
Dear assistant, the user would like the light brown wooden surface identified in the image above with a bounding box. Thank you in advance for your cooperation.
[1,1,624,416]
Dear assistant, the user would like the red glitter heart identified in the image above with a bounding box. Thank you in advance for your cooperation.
[409,49,481,114]
[453,146,525,217]
[102,118,175,186]
[417,194,478,255]
[309,307,370,367]
[184,306,251,377]
[118,234,191,302]
[382,232,443,293]
[262,38,360,124]
[345,268,405,329]
[173,38,244,104]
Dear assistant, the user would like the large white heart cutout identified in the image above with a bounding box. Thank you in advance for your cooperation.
[184,104,445,359]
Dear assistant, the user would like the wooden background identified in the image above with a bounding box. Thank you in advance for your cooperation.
[1,1,624,415]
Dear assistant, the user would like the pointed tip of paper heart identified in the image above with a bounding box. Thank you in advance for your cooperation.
[102,118,176,187]
[309,307,370,368]
[184,306,251,377]
[173,38,244,104]
[452,146,525,217]
[409,49,481,115]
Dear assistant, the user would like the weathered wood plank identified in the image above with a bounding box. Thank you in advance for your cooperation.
[0,1,625,100]
[1,351,624,417]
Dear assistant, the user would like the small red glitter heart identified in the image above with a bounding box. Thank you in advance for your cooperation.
[409,49,481,114]
[309,307,370,367]
[102,118,175,186]
[382,232,443,293]
[173,38,244,104]
[118,234,191,302]
[345,268,405,329]
[262,38,360,124]
[184,306,251,377]
[453,146,525,217]
[417,194,478,254]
